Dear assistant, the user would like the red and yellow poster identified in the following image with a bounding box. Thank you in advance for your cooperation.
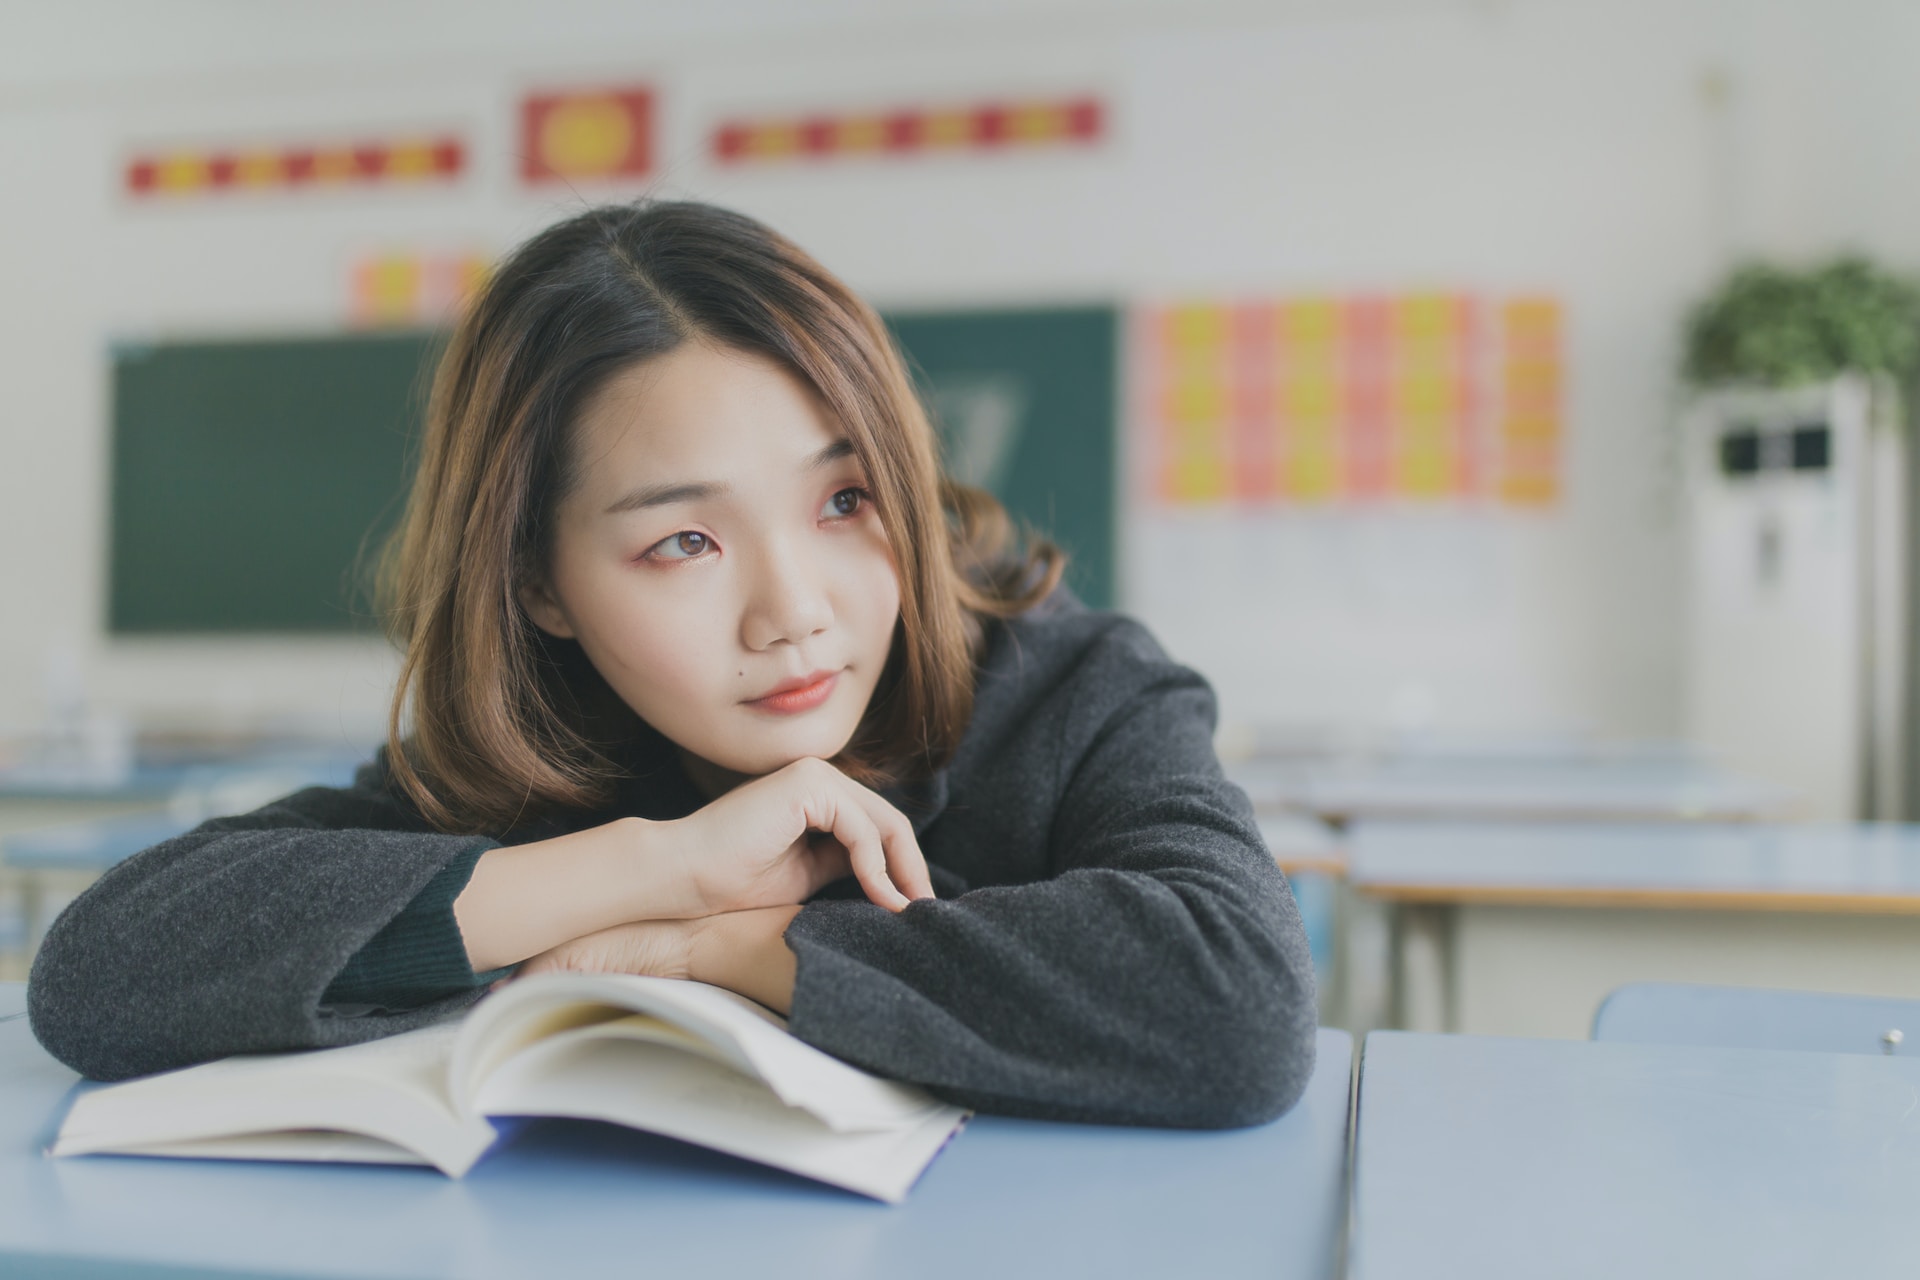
[125,136,463,199]
[1141,294,1560,508]
[713,96,1102,165]
[521,87,653,185]
[350,251,491,328]
[1496,298,1563,506]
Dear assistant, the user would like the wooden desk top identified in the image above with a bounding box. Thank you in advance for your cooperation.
[1258,814,1346,877]
[1348,821,1920,913]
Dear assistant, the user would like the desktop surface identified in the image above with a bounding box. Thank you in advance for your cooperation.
[0,986,1351,1279]
[1229,757,1788,823]
[1349,820,1920,909]
[1352,1030,1920,1278]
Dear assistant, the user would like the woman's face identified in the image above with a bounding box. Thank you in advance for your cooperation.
[521,341,902,791]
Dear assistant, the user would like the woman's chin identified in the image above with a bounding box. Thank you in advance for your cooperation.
[704,730,859,779]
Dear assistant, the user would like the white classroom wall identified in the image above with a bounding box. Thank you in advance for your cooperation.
[3,0,1918,750]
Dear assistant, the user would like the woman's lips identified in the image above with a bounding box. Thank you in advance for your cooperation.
[745,670,840,715]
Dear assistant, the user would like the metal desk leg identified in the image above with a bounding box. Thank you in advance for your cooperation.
[1325,872,1350,1028]
[1389,902,1457,1033]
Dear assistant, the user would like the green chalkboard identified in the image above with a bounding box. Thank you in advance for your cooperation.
[109,333,436,633]
[106,306,1118,633]
[886,306,1118,607]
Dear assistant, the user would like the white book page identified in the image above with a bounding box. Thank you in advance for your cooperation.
[53,1022,495,1176]
[473,1029,966,1203]
[456,975,944,1131]
[111,1130,430,1166]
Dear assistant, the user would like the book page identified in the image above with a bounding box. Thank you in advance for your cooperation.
[455,974,943,1131]
[473,1029,965,1203]
[53,1022,496,1176]
[108,1130,430,1166]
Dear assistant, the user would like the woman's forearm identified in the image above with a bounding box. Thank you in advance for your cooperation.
[453,818,695,972]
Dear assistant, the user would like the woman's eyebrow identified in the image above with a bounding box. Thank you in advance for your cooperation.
[603,479,723,515]
[603,440,857,516]
[808,438,856,470]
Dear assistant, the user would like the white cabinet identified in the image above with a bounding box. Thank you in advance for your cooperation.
[1682,374,1907,819]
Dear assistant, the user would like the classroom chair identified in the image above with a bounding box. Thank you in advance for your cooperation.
[1593,982,1919,1057]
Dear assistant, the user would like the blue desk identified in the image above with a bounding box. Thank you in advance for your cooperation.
[1352,1030,1920,1277]
[4,814,207,873]
[0,762,196,804]
[1,750,367,874]
[0,744,366,805]
[0,752,365,968]
[0,986,1353,1278]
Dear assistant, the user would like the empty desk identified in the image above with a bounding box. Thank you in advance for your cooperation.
[1351,1031,1920,1277]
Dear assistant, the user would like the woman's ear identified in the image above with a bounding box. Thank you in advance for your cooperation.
[518,578,576,639]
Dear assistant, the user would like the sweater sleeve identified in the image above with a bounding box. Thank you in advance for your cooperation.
[28,761,503,1081]
[320,841,512,1010]
[782,622,1318,1129]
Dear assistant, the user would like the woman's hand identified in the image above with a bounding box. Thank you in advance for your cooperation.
[513,915,700,984]
[454,757,931,975]
[664,757,935,915]
[514,905,805,1014]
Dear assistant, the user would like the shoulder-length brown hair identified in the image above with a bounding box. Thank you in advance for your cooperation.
[378,200,1062,834]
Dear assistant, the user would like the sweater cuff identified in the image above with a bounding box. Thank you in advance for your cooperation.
[320,839,510,1011]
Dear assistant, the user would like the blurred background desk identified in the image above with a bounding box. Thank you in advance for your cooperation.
[1351,1031,1920,1278]
[1258,814,1347,1023]
[0,745,365,977]
[1228,742,1789,1033]
[1349,821,1920,1036]
[1226,754,1792,827]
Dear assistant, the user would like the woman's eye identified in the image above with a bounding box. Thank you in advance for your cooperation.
[822,487,869,519]
[649,531,711,561]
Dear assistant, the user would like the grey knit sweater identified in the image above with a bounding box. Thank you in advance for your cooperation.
[29,598,1318,1128]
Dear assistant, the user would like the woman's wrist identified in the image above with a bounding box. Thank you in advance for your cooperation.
[454,816,699,971]
[687,904,802,1014]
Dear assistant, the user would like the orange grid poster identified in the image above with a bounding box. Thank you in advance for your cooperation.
[1497,298,1562,506]
[521,87,654,185]
[712,96,1102,165]
[349,251,491,328]
[125,136,463,199]
[1140,294,1561,507]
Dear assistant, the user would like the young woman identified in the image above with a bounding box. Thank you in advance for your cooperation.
[29,201,1316,1127]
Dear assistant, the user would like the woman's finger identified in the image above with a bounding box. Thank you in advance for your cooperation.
[799,833,854,896]
[857,792,935,903]
[818,767,933,905]
[818,791,909,911]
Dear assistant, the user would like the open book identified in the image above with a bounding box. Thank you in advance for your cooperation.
[51,973,969,1203]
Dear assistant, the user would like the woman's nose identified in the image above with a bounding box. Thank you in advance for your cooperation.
[740,543,834,650]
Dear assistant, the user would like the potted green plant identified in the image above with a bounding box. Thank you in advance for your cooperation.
[1684,257,1920,387]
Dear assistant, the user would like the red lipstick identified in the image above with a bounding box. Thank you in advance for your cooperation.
[745,669,840,715]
